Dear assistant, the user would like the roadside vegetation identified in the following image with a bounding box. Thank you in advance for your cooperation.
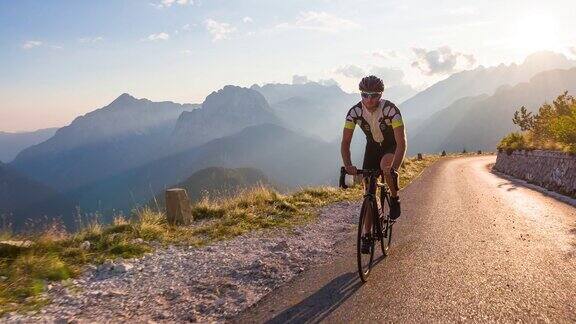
[498,92,576,154]
[0,153,452,314]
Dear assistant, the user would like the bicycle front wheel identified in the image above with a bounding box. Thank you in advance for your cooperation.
[357,198,375,282]
[379,194,393,256]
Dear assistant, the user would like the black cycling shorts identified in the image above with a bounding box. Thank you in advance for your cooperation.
[362,142,396,170]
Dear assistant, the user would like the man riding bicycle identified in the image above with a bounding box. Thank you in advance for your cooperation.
[340,75,407,253]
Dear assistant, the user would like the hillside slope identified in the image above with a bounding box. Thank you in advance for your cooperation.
[409,67,576,153]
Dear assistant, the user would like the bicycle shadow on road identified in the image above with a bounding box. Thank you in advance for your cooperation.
[264,255,386,324]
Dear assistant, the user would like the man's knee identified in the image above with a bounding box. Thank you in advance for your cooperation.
[380,153,394,169]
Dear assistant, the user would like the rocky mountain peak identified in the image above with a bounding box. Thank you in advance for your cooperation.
[108,93,143,108]
[201,85,271,114]
[522,51,574,70]
[170,85,281,150]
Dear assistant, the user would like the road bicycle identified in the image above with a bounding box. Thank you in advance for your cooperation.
[340,167,399,282]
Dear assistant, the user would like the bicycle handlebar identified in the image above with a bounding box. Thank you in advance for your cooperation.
[353,169,382,176]
[339,166,399,191]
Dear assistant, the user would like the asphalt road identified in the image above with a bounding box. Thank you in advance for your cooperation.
[234,155,576,323]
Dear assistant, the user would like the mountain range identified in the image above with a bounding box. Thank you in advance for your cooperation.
[251,82,359,141]
[171,85,282,151]
[402,51,576,133]
[11,94,199,192]
[3,83,348,228]
[0,161,56,214]
[409,67,576,153]
[0,128,57,163]
[0,162,74,230]
[62,123,339,220]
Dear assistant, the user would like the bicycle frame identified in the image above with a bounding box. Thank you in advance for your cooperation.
[362,172,388,240]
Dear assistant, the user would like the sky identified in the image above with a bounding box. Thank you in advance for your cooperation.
[1,0,576,132]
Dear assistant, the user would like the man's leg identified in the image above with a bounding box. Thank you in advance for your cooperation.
[380,153,398,197]
[361,144,378,236]
[380,153,401,219]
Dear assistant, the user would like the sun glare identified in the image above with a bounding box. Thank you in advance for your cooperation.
[510,12,562,55]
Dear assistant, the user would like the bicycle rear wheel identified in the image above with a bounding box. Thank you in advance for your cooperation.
[357,198,375,282]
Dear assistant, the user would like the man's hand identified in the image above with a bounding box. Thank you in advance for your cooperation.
[383,164,399,174]
[345,165,358,175]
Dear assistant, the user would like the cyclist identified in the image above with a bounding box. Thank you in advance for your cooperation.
[341,75,407,253]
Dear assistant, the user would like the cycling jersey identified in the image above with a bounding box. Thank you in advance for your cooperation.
[344,99,404,146]
[344,99,404,170]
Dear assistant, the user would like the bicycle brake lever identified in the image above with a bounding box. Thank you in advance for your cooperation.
[339,166,348,189]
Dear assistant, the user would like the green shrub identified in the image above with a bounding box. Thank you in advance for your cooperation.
[498,132,527,152]
[501,92,576,152]
[11,254,72,282]
[550,111,576,145]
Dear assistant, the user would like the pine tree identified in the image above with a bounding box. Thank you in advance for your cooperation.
[512,106,534,131]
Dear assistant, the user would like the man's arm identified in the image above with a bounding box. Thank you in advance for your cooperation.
[341,128,354,167]
[392,125,407,170]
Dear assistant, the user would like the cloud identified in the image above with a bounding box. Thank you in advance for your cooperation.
[205,19,236,42]
[448,6,477,15]
[180,49,193,55]
[153,0,193,8]
[332,63,415,100]
[366,66,417,101]
[146,32,170,41]
[368,67,405,87]
[411,46,476,75]
[22,40,42,49]
[372,50,397,59]
[335,65,365,78]
[334,64,411,88]
[78,36,104,44]
[22,40,63,50]
[276,11,359,33]
[291,75,340,87]
[177,23,196,34]
[318,78,339,87]
[292,75,309,84]
[243,17,253,23]
[462,53,476,66]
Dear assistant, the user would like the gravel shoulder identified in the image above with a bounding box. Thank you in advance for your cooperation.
[3,200,361,323]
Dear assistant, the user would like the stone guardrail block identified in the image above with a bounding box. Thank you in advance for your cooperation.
[494,150,576,198]
[165,188,193,225]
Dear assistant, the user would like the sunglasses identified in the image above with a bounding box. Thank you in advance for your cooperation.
[361,92,382,99]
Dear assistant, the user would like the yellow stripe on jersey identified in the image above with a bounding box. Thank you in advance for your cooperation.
[391,119,404,128]
[344,121,356,130]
